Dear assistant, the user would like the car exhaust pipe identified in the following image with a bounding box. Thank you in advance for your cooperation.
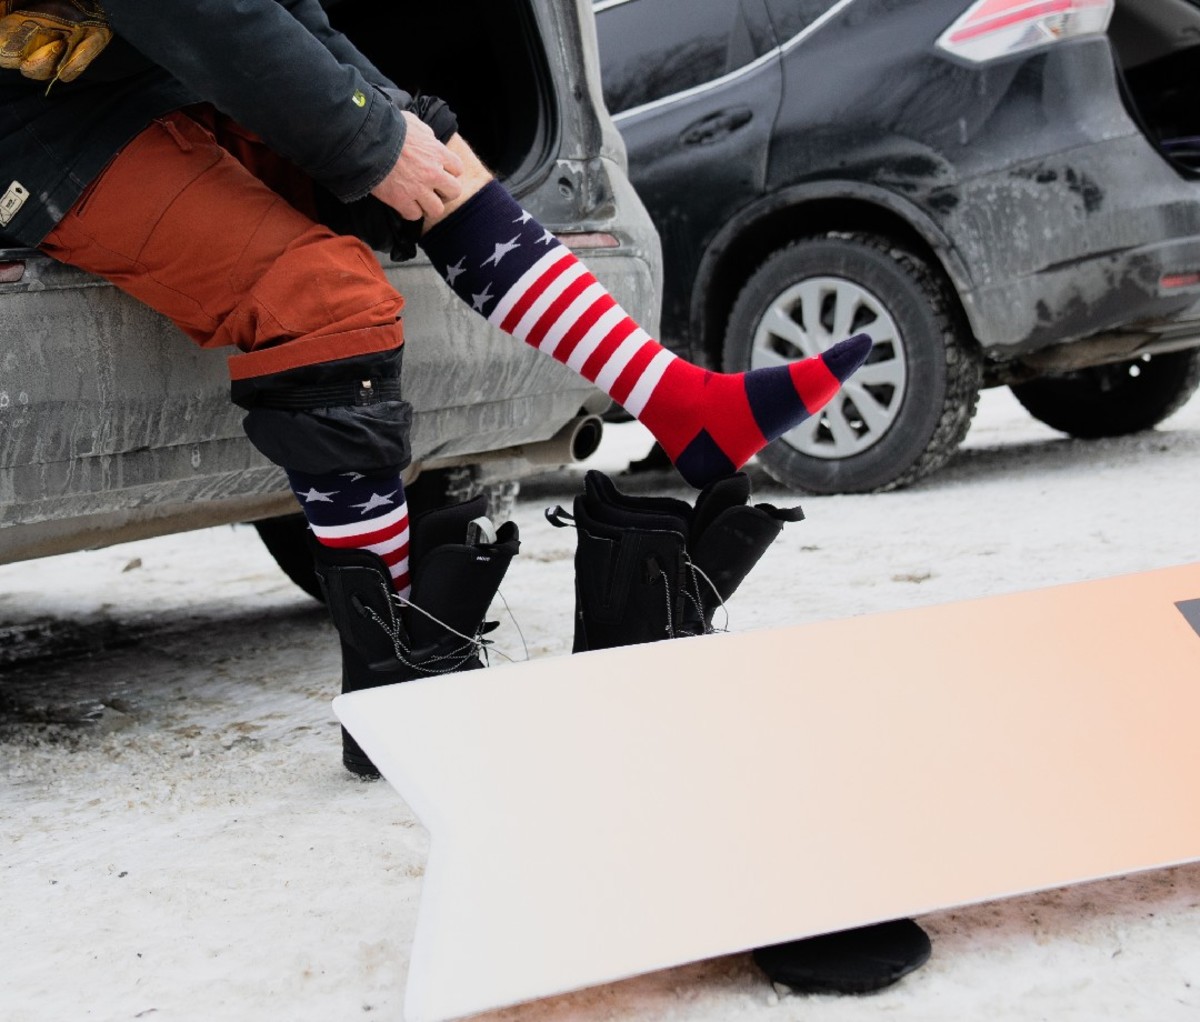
[557,413,605,463]
[420,414,606,480]
[495,413,605,466]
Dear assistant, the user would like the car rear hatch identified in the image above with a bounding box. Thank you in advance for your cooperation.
[323,0,556,188]
[1109,0,1200,178]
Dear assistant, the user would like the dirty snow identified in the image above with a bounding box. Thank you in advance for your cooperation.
[4,387,1200,1022]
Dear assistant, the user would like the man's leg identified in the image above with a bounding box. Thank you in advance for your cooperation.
[36,108,523,776]
[39,107,416,585]
[417,137,870,490]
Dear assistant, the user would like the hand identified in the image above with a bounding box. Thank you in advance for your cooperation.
[371,111,464,222]
[0,0,111,83]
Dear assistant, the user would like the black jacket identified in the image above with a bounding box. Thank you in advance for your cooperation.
[0,0,407,247]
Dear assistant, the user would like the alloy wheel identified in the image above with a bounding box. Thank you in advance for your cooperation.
[749,275,909,459]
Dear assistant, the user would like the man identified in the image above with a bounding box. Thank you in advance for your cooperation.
[0,0,872,756]
[0,0,926,994]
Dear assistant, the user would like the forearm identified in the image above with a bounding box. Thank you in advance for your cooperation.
[417,134,493,230]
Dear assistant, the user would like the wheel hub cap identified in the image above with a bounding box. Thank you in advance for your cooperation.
[750,275,909,459]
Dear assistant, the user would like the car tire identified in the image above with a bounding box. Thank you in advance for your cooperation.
[405,466,520,525]
[254,513,324,602]
[253,466,520,603]
[1009,349,1200,439]
[723,232,982,493]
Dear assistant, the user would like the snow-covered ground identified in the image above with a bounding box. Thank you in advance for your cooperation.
[4,387,1200,1022]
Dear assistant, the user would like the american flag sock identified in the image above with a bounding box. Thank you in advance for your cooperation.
[420,180,872,489]
[287,468,412,598]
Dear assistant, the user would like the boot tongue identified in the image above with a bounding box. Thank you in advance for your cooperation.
[581,470,690,534]
[406,496,520,654]
[405,494,494,649]
[690,473,751,543]
[689,473,798,618]
[409,494,490,567]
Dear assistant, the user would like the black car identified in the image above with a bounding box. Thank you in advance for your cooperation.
[595,0,1200,492]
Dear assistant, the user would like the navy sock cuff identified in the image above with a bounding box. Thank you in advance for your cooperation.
[286,468,406,530]
[420,181,521,268]
[420,181,562,312]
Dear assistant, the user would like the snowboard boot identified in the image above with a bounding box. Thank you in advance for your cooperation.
[547,469,803,650]
[312,495,520,777]
[753,918,932,995]
[551,471,933,995]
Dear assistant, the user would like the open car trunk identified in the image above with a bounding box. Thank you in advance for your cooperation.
[1110,0,1200,175]
[322,0,555,188]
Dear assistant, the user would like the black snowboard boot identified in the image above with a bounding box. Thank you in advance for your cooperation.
[753,918,932,995]
[548,469,803,649]
[552,471,932,995]
[312,494,520,777]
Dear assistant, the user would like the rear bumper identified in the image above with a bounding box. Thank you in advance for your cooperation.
[966,231,1200,359]
[949,124,1200,357]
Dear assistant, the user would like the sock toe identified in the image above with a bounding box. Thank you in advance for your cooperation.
[822,333,873,381]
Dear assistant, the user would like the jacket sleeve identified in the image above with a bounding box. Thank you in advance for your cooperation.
[279,0,395,92]
[102,0,408,202]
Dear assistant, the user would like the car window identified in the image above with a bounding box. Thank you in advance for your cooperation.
[760,0,841,43]
[594,0,774,114]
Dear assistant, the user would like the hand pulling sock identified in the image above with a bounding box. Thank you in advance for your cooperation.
[287,468,411,598]
[420,181,872,488]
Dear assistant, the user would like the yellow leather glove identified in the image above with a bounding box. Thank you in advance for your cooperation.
[0,0,111,83]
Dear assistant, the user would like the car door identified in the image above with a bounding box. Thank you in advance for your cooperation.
[594,0,782,352]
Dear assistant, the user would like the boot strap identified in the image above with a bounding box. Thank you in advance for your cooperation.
[757,501,806,523]
[545,505,575,528]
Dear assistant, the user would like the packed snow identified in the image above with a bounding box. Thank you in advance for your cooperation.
[4,386,1200,1021]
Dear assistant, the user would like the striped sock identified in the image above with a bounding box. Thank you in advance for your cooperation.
[287,468,412,598]
[421,181,871,488]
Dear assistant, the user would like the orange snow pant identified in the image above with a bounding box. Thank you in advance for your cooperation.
[39,106,405,382]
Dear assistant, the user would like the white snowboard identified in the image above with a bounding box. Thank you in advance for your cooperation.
[335,562,1200,1022]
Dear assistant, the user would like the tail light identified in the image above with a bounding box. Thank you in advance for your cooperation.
[937,0,1114,63]
[1161,272,1200,291]
[558,232,621,250]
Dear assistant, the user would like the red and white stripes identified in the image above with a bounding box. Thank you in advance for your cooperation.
[489,247,677,418]
[310,501,412,598]
[421,180,872,488]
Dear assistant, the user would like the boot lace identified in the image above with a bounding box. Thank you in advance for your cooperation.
[678,558,730,638]
[662,556,730,639]
[357,581,528,672]
[353,579,479,675]
[550,504,731,641]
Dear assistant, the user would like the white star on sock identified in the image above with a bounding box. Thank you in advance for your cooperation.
[538,229,556,246]
[472,283,495,313]
[341,471,366,482]
[514,210,533,225]
[482,235,521,268]
[352,491,397,515]
[298,487,337,504]
[445,258,466,287]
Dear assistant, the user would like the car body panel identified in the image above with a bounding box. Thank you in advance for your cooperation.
[597,0,1200,366]
[598,0,780,345]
